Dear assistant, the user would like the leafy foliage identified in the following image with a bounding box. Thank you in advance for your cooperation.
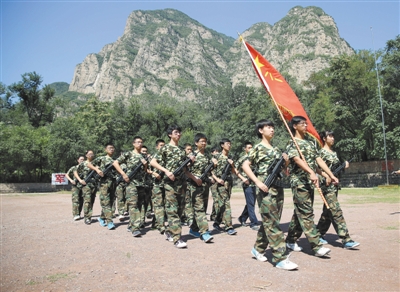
[1,36,399,182]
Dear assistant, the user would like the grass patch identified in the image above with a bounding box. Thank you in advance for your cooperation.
[339,188,399,204]
[126,252,131,259]
[26,278,43,285]
[47,273,73,283]
[382,225,398,230]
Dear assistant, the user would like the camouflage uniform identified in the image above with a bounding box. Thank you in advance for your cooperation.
[67,165,83,217]
[115,163,128,216]
[248,143,287,264]
[212,153,234,230]
[187,151,211,235]
[209,181,218,221]
[209,152,219,221]
[179,178,190,224]
[115,151,146,233]
[235,153,258,228]
[76,161,97,221]
[141,168,153,226]
[286,138,323,253]
[151,167,166,234]
[91,156,116,224]
[317,149,353,244]
[153,144,186,243]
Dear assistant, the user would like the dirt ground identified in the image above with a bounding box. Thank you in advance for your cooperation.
[1,189,399,292]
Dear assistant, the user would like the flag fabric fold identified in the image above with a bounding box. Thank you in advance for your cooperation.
[241,39,323,146]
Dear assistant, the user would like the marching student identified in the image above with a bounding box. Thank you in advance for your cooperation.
[316,130,360,249]
[75,150,97,225]
[87,143,117,230]
[285,116,338,257]
[113,136,148,237]
[242,119,298,270]
[187,133,214,243]
[66,155,85,221]
[211,138,238,235]
[236,141,259,230]
[150,125,196,248]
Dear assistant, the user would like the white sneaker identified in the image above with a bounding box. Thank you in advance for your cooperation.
[251,248,268,262]
[315,246,331,257]
[165,231,174,242]
[73,215,80,221]
[174,239,187,248]
[286,242,303,252]
[276,257,298,270]
[118,215,125,222]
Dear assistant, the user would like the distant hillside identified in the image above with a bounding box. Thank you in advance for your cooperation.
[69,6,354,101]
[49,82,69,95]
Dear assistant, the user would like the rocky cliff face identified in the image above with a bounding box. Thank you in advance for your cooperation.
[69,6,354,101]
[228,6,354,88]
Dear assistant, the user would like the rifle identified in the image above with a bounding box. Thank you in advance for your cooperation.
[220,156,234,183]
[320,157,354,186]
[165,150,199,181]
[116,154,148,185]
[263,155,286,188]
[332,157,354,176]
[84,163,115,183]
[199,161,215,183]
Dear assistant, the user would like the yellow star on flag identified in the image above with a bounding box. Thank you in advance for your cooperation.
[254,56,264,70]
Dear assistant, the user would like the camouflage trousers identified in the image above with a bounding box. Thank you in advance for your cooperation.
[317,188,351,243]
[151,184,166,233]
[286,184,322,252]
[187,182,209,235]
[203,184,210,214]
[126,184,145,232]
[209,183,218,220]
[98,179,116,224]
[254,187,287,264]
[164,180,184,243]
[181,183,193,225]
[82,183,97,220]
[140,187,152,226]
[115,183,128,215]
[71,185,83,217]
[214,180,233,230]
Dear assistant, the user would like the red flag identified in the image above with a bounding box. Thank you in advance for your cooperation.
[242,40,323,146]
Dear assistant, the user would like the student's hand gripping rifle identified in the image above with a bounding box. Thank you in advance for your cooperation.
[220,156,234,183]
[199,161,215,183]
[332,157,354,176]
[85,163,115,183]
[263,155,286,189]
[116,154,149,185]
[165,150,199,181]
[84,170,96,184]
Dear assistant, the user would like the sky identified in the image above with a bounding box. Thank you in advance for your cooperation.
[1,0,399,86]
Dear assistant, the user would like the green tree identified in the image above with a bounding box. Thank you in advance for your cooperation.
[9,72,56,127]
[380,36,400,159]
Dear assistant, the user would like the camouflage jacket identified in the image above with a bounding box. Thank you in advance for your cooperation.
[153,144,187,182]
[286,138,319,187]
[91,155,116,181]
[188,151,210,185]
[247,143,282,183]
[66,165,77,183]
[319,148,340,193]
[115,151,146,186]
[212,153,233,180]
[235,152,254,186]
[76,160,97,186]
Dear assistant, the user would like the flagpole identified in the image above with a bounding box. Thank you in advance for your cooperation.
[370,27,389,185]
[238,34,329,209]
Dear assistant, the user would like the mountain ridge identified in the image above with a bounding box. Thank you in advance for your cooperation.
[69,6,354,101]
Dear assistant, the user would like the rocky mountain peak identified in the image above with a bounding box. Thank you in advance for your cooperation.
[69,6,354,101]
